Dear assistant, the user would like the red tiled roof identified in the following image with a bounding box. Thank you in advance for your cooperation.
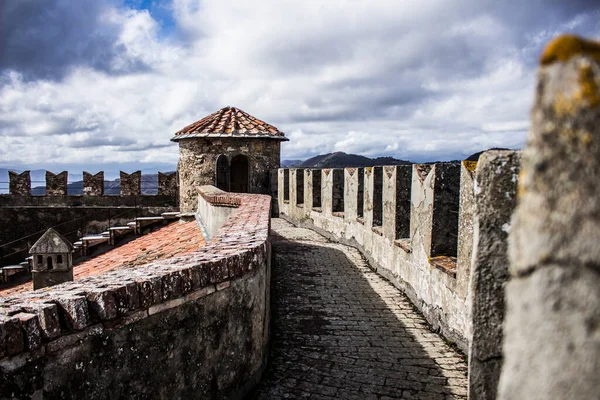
[172,106,288,141]
[0,221,206,297]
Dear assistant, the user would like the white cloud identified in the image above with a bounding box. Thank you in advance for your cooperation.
[0,0,599,170]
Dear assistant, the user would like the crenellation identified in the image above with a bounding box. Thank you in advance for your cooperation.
[120,170,141,196]
[343,168,359,220]
[467,151,520,400]
[278,158,510,351]
[295,168,304,205]
[311,169,322,209]
[456,161,476,299]
[430,162,460,258]
[158,171,177,196]
[83,171,104,196]
[9,170,30,196]
[332,169,344,214]
[45,171,68,196]
[372,166,383,227]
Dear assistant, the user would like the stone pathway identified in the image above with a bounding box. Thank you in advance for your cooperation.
[249,219,468,400]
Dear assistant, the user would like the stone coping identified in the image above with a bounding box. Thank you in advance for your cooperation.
[0,187,272,361]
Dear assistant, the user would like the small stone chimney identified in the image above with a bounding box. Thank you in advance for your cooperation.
[29,228,74,290]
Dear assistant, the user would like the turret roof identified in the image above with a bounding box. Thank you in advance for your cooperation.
[171,106,288,141]
[29,228,73,254]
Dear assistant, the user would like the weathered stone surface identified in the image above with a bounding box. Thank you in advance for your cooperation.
[21,303,61,340]
[158,172,177,196]
[14,313,42,351]
[120,171,141,196]
[45,171,68,196]
[280,161,470,351]
[54,295,91,331]
[252,219,468,399]
[177,137,281,212]
[499,35,600,400]
[0,188,273,400]
[468,151,520,400]
[83,171,104,196]
[8,171,30,196]
[0,317,24,357]
[456,161,476,299]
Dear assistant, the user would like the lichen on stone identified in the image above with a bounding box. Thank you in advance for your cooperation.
[540,34,600,66]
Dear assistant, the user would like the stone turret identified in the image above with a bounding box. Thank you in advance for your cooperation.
[171,106,288,212]
[29,228,73,290]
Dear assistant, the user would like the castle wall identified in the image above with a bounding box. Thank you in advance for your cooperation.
[498,37,600,400]
[0,172,178,266]
[0,188,272,399]
[278,158,520,353]
[177,137,281,212]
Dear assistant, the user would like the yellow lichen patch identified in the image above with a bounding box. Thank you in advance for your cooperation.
[553,63,600,117]
[576,64,600,108]
[462,160,477,173]
[553,93,577,117]
[540,35,600,66]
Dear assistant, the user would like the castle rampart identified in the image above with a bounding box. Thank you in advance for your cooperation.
[278,157,519,353]
[0,170,178,266]
[0,187,271,399]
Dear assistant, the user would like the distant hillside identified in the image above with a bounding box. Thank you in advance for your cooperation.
[299,152,412,168]
[281,160,303,168]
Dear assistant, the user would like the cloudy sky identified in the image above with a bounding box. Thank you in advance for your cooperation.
[1,0,599,176]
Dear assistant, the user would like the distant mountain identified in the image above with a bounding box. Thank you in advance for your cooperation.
[281,160,303,168]
[299,152,412,168]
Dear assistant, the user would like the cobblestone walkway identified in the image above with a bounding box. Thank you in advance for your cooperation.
[249,219,468,400]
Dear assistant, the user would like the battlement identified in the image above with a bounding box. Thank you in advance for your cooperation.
[0,187,272,398]
[278,156,520,351]
[2,170,177,197]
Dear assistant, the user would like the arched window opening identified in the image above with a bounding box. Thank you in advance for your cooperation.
[216,155,230,191]
[230,155,250,193]
[47,256,53,270]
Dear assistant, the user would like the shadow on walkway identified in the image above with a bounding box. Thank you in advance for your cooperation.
[248,219,467,400]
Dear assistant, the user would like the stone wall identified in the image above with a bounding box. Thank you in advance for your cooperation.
[278,158,520,353]
[177,137,281,212]
[498,35,600,400]
[0,188,272,399]
[0,172,178,266]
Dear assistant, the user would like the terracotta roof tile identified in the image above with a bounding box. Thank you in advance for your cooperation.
[0,221,206,297]
[171,106,288,141]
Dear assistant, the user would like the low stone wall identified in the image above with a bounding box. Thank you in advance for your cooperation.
[278,159,519,353]
[0,188,272,399]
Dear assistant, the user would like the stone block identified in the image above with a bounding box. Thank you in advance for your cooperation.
[158,172,177,196]
[499,35,600,400]
[46,171,68,196]
[456,161,477,299]
[22,303,61,340]
[468,151,520,400]
[120,171,141,196]
[83,171,104,196]
[9,170,30,196]
[0,316,24,357]
[54,295,91,331]
[14,313,42,351]
[86,288,118,321]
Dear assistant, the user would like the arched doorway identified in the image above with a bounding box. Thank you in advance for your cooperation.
[216,155,230,191]
[230,155,250,193]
